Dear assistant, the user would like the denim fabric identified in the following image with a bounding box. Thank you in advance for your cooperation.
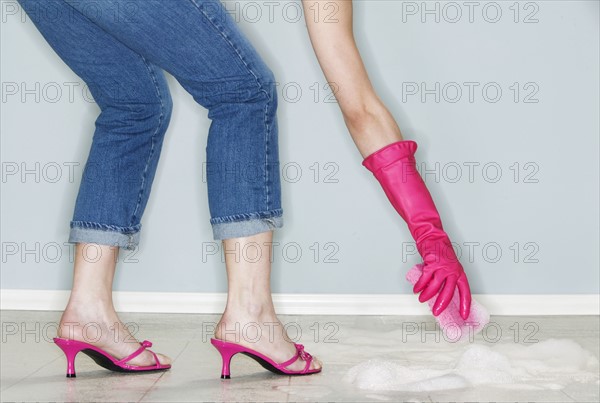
[18,0,283,248]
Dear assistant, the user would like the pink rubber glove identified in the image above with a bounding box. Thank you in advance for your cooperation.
[407,264,488,341]
[362,140,472,319]
[415,236,472,319]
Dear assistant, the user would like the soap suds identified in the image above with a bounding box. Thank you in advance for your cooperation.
[344,338,599,392]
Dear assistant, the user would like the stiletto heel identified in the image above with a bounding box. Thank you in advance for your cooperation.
[219,351,233,379]
[54,338,79,377]
[210,338,321,378]
[211,338,244,379]
[218,349,233,379]
[53,337,170,377]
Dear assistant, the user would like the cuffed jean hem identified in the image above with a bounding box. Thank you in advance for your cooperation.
[211,213,283,240]
[68,222,141,250]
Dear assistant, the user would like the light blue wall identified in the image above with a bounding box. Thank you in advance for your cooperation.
[1,1,598,294]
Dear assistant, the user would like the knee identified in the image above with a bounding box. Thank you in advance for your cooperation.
[156,91,174,128]
[136,92,173,129]
[257,67,277,105]
[160,90,174,121]
[194,66,278,112]
[98,95,173,135]
[228,68,277,108]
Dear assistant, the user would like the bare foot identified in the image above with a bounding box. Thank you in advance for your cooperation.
[58,302,171,367]
[214,305,321,373]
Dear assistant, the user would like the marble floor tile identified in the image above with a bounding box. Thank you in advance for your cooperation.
[1,311,598,402]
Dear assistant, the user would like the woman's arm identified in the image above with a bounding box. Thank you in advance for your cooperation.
[301,1,474,320]
[301,0,403,157]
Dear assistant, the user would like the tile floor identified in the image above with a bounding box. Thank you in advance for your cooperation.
[1,311,598,402]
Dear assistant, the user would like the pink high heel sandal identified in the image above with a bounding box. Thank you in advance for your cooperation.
[211,338,321,378]
[54,337,171,377]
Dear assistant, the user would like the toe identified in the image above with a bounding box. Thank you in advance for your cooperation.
[311,356,322,371]
[128,350,171,367]
[154,352,172,366]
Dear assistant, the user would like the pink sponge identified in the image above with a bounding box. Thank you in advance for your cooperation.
[406,264,490,342]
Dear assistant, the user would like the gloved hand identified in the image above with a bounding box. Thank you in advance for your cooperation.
[413,236,472,319]
[362,140,472,320]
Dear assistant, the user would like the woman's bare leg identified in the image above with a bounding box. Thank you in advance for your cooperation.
[214,231,322,372]
[302,0,403,157]
[57,243,170,366]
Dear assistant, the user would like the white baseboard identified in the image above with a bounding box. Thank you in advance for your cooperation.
[1,289,598,315]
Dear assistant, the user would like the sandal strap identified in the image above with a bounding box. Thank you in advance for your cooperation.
[301,355,313,374]
[148,350,162,368]
[279,343,313,372]
[116,340,154,366]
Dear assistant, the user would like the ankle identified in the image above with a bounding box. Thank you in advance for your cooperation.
[224,299,275,319]
[60,295,116,325]
[68,287,113,305]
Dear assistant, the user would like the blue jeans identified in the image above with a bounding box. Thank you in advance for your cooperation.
[18,0,283,248]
